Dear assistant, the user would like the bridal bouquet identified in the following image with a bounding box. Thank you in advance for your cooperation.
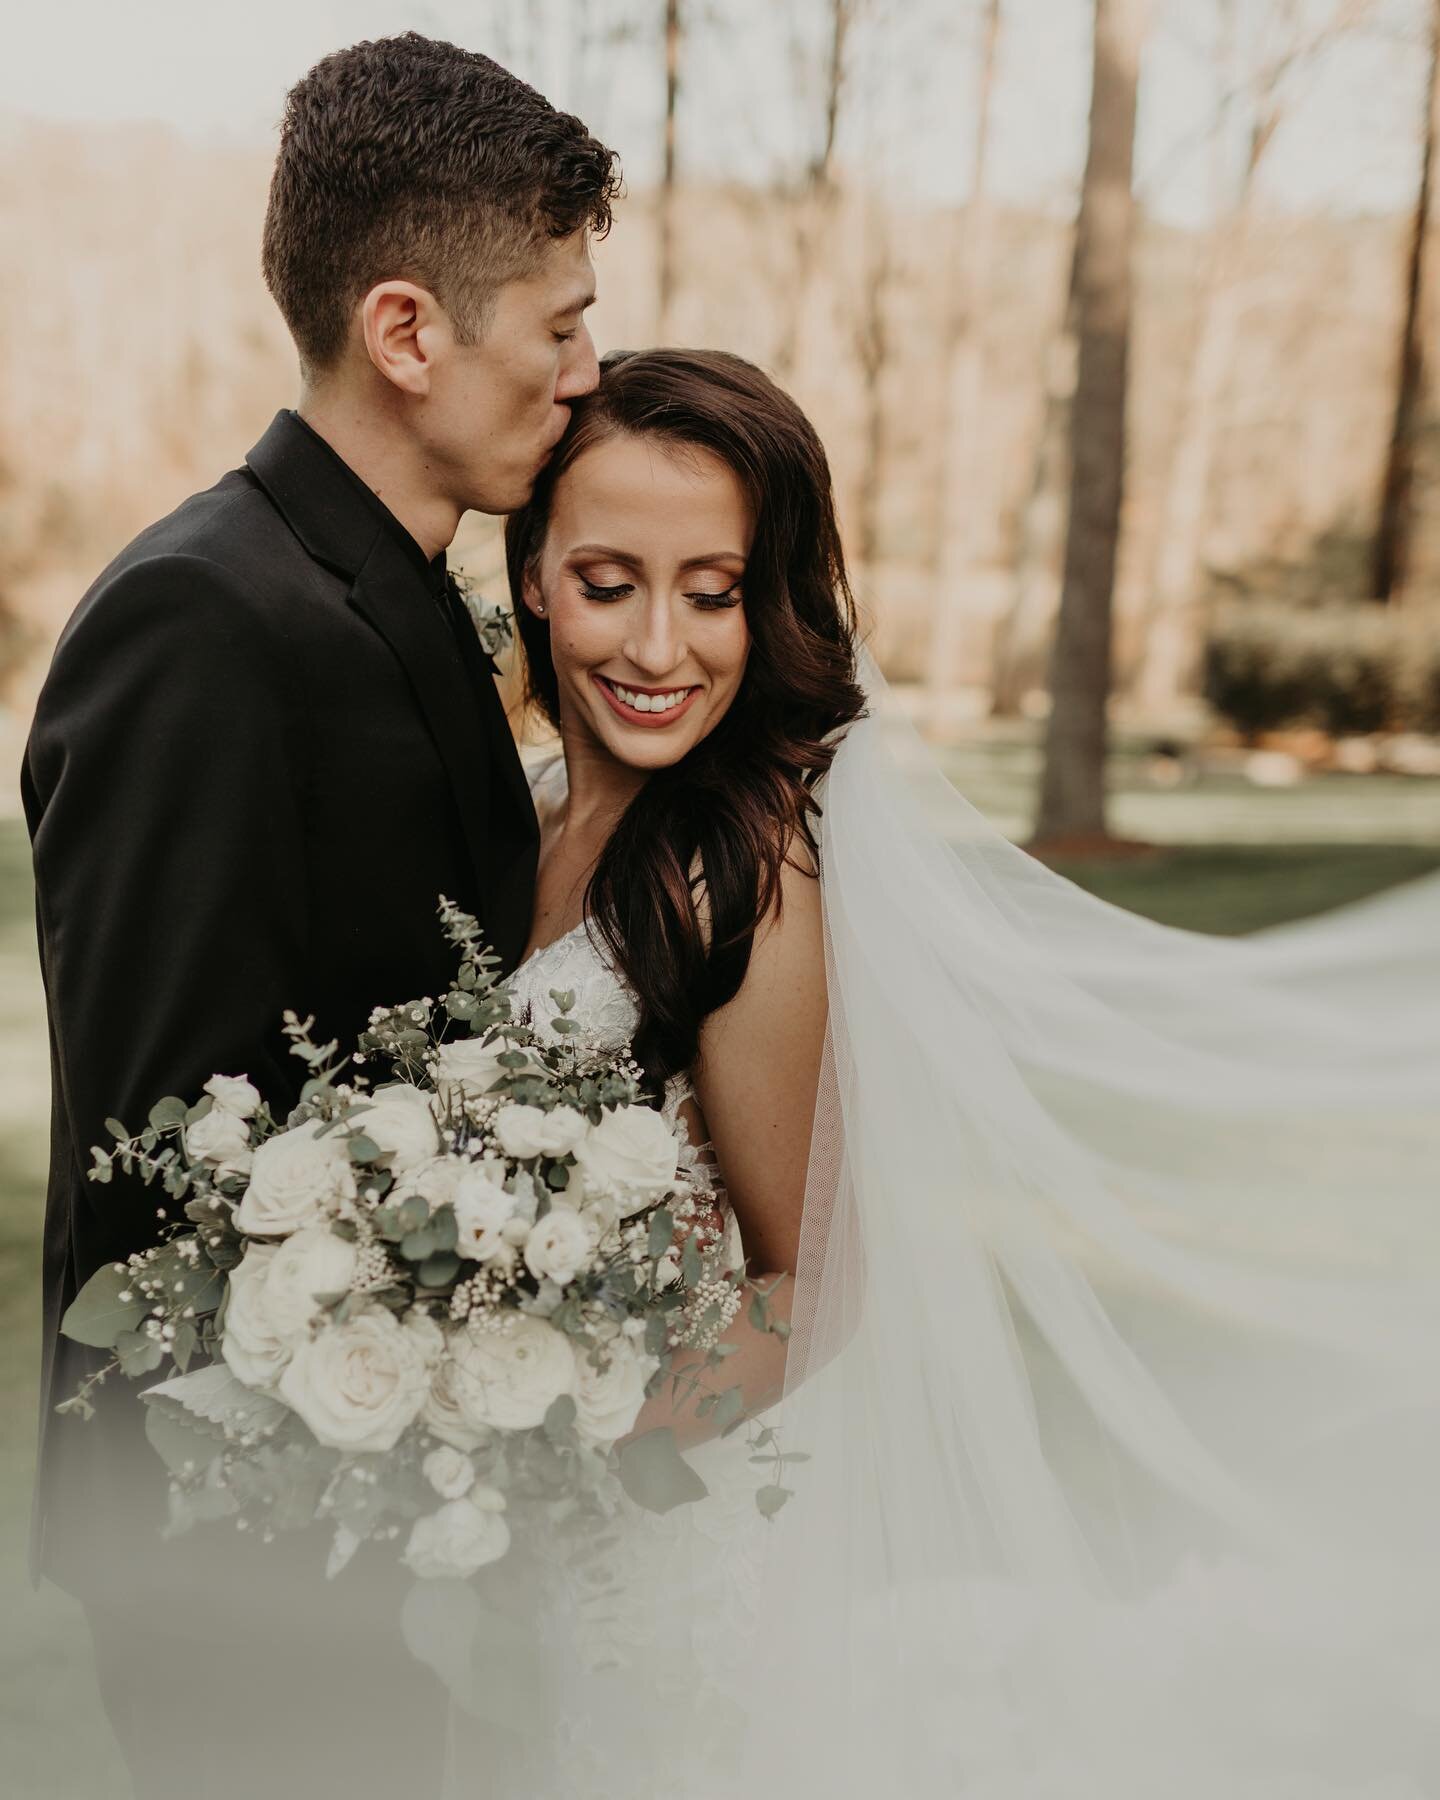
[59,900,794,1583]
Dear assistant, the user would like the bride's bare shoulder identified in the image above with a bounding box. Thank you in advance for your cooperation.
[691,829,825,1273]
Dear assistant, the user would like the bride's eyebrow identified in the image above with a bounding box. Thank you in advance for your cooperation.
[567,544,744,570]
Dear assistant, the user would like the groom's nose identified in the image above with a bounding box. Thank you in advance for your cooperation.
[555,324,600,402]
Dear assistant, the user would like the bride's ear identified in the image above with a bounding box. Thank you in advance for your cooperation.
[522,571,548,619]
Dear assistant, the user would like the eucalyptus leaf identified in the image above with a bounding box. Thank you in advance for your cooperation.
[647,1209,674,1261]
[712,1385,746,1436]
[114,1329,166,1378]
[617,1428,708,1515]
[417,1251,461,1288]
[755,1484,794,1519]
[147,1096,189,1131]
[396,1196,429,1236]
[60,1262,147,1349]
[144,1404,225,1478]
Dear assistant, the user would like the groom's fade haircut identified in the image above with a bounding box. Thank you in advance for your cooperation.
[262,33,619,376]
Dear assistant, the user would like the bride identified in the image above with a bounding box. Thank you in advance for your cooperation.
[443,346,1439,1797]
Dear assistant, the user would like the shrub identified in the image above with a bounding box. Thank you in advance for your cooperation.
[1203,604,1440,740]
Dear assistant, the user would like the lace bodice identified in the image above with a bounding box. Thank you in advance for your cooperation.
[470,758,765,1799]
[508,757,703,1122]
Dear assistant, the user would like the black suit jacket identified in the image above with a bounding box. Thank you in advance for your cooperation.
[22,411,538,1600]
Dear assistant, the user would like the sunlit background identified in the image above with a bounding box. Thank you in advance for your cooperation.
[3,3,1438,1791]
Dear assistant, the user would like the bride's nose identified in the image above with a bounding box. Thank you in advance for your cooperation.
[623,594,686,679]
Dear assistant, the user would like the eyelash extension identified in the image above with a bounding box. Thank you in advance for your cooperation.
[576,579,743,608]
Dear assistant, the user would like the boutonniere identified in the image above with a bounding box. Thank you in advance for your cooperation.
[450,570,515,660]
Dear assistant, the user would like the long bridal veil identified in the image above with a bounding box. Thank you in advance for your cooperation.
[724,651,1440,1797]
[444,650,1438,1799]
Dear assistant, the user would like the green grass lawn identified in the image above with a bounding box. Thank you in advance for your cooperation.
[1,756,1436,1796]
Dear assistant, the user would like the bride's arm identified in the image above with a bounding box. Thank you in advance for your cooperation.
[627,845,826,1445]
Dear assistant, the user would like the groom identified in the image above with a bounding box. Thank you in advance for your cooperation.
[23,33,615,1798]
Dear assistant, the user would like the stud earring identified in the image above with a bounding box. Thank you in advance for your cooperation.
[535,602,546,616]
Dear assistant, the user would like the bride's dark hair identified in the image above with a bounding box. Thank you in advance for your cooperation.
[505,347,866,1091]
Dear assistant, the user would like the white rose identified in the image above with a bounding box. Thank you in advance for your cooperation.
[220,1243,290,1388]
[404,1307,446,1369]
[255,1225,358,1342]
[203,1074,261,1119]
[447,1312,575,1432]
[403,1496,510,1580]
[423,1342,495,1452]
[276,1305,433,1452]
[184,1107,252,1167]
[493,1102,588,1161]
[432,1036,516,1108]
[523,1204,595,1287]
[573,1105,679,1209]
[233,1119,354,1236]
[573,1340,658,1445]
[452,1162,519,1264]
[357,1084,440,1176]
[392,1155,465,1212]
[422,1444,476,1501]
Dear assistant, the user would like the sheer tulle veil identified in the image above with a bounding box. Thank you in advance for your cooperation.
[441,648,1438,1798]
[722,648,1440,1795]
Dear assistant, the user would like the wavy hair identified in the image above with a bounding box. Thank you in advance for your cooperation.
[504,348,866,1092]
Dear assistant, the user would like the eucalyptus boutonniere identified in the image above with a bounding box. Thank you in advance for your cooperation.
[450,570,515,661]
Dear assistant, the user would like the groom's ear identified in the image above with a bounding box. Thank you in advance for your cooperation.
[359,280,443,396]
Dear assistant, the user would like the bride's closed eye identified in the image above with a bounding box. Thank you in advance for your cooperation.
[685,582,743,611]
[574,577,744,610]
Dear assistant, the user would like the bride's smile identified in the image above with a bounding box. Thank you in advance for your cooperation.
[520,430,753,772]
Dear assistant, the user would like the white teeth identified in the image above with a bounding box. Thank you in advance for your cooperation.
[611,682,688,714]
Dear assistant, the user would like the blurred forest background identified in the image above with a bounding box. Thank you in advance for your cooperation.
[2,3,1440,1789]
[3,0,1440,848]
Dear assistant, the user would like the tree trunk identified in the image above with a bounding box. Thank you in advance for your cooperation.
[1134,0,1330,712]
[1034,0,1150,844]
[853,194,892,579]
[924,0,1003,729]
[656,0,682,340]
[990,269,1080,717]
[1373,0,1440,604]
[774,0,850,380]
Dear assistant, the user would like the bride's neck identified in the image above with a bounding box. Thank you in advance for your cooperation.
[556,730,650,835]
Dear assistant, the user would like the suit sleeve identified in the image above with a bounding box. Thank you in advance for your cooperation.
[26,552,311,1263]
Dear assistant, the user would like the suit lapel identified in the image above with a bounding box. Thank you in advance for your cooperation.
[244,411,537,953]
[348,534,503,928]
[442,577,537,835]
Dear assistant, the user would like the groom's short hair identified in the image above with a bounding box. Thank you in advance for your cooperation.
[262,34,619,376]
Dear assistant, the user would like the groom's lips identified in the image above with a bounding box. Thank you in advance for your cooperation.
[593,674,701,729]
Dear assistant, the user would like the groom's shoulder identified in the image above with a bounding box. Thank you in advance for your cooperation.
[55,463,337,662]
[95,462,320,606]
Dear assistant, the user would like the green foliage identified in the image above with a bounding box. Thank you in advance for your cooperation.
[616,1427,709,1514]
[60,1263,148,1348]
[1204,604,1440,740]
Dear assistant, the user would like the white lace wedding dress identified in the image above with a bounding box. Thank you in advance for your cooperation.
[447,759,768,1799]
[444,696,1440,1797]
